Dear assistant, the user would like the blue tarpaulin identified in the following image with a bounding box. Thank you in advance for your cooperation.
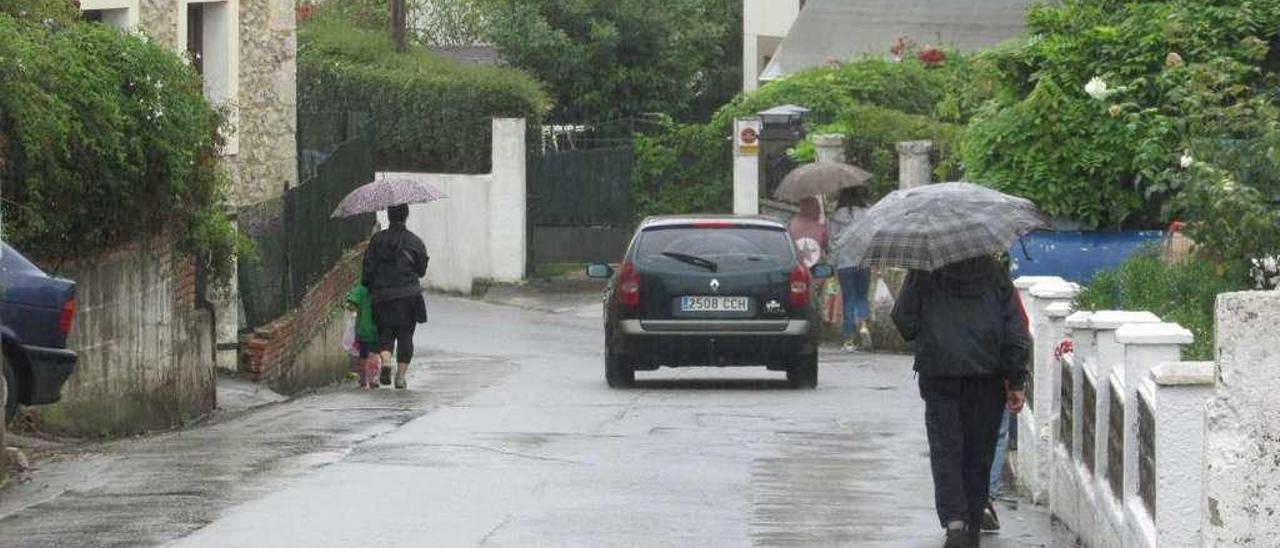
[1009,231,1165,284]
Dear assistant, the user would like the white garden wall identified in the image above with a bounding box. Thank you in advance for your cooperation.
[377,118,527,295]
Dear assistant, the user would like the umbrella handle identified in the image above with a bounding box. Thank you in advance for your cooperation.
[1019,237,1034,263]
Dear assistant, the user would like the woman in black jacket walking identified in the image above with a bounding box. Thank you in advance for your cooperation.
[891,256,1030,548]
[363,204,429,389]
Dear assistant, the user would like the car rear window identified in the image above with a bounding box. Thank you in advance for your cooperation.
[632,226,796,273]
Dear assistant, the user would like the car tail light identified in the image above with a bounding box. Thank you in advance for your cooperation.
[619,261,641,309]
[60,298,76,336]
[788,265,810,307]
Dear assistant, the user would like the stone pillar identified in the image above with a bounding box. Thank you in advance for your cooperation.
[1145,361,1214,548]
[813,134,846,164]
[896,140,933,189]
[1203,291,1280,546]
[489,118,526,282]
[1117,322,1193,548]
[733,117,761,215]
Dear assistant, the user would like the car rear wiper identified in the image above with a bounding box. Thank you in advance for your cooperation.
[661,251,718,272]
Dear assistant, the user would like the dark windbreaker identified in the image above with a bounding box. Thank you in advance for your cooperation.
[362,223,429,303]
[890,257,1030,389]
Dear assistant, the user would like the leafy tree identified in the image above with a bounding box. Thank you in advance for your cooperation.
[484,0,740,121]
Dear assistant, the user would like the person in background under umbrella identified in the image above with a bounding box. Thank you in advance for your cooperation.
[787,196,827,269]
[827,187,872,352]
[891,256,1029,548]
[363,204,429,389]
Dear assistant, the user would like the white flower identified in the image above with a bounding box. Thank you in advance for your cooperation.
[1180,151,1194,168]
[1085,77,1111,100]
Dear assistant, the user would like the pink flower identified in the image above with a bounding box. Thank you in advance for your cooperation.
[1053,339,1074,360]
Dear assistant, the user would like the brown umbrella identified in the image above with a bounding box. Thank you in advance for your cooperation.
[773,162,873,202]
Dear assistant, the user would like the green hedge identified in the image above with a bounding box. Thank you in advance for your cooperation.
[298,14,548,173]
[1075,253,1247,360]
[631,57,971,219]
[0,12,239,281]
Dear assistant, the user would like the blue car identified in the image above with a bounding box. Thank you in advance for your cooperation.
[0,244,78,422]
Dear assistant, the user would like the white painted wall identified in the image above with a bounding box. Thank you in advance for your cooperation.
[743,0,802,91]
[378,119,527,295]
[487,118,526,282]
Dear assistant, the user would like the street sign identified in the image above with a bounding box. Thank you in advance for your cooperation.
[735,118,761,156]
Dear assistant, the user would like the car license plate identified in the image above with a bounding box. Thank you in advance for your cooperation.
[680,296,750,312]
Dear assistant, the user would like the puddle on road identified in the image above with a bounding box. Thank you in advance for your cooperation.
[749,430,900,547]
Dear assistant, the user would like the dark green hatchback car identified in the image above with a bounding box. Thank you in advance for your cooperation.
[588,216,832,389]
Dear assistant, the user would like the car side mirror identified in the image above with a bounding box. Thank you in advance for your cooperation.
[586,264,615,279]
[810,263,835,279]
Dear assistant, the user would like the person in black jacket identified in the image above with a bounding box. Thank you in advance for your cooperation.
[363,204,429,389]
[891,256,1030,548]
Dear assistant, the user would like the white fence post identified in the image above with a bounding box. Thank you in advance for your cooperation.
[1116,323,1194,547]
[1024,280,1078,503]
[1051,311,1094,533]
[1079,311,1160,548]
[1143,361,1214,547]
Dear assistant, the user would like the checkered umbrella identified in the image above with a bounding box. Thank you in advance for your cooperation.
[331,173,448,218]
[832,182,1052,271]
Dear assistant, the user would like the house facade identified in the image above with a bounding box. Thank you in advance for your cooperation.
[742,0,804,92]
[79,0,298,206]
[756,0,1032,85]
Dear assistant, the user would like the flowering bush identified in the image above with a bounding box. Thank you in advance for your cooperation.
[962,0,1280,231]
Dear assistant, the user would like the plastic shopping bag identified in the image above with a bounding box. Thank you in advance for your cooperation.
[870,275,895,321]
[820,277,843,327]
[341,313,359,357]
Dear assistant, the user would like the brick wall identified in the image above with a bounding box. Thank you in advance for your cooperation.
[244,244,365,391]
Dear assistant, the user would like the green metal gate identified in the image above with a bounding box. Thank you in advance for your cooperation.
[527,143,634,268]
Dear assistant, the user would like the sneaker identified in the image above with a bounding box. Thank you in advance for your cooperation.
[841,340,857,353]
[944,524,972,548]
[379,366,393,386]
[980,502,1000,532]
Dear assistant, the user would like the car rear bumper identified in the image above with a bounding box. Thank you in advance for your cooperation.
[619,319,810,336]
[615,319,815,369]
[23,345,77,405]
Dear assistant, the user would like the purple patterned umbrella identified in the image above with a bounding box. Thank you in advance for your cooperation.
[330,173,448,218]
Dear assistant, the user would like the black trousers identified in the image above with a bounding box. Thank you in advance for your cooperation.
[919,376,1006,528]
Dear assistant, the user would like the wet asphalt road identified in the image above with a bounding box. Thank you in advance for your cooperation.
[0,293,1075,547]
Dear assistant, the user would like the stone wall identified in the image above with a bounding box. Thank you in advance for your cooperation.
[27,239,216,437]
[135,0,297,206]
[1203,290,1280,546]
[244,246,364,394]
[139,0,178,47]
[235,0,298,205]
